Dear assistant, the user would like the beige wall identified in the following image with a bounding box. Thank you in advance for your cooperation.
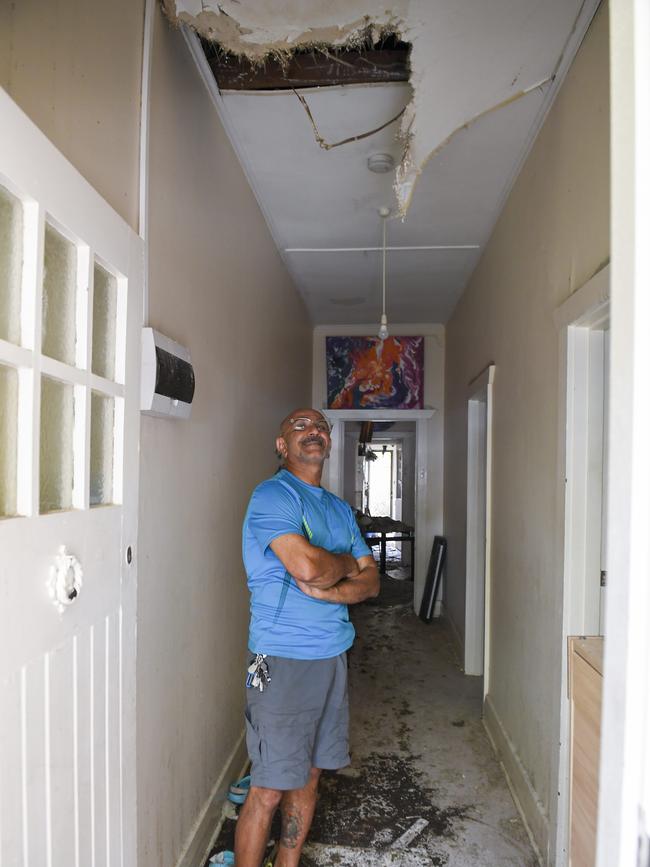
[443,3,609,859]
[0,0,144,230]
[136,9,311,866]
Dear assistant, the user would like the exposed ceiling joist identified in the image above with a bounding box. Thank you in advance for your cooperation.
[202,39,410,91]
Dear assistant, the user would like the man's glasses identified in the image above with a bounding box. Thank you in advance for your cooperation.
[285,417,332,434]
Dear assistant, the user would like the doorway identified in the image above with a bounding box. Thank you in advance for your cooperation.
[326,409,435,610]
[464,365,495,685]
[343,421,416,579]
[364,442,401,520]
[553,265,609,864]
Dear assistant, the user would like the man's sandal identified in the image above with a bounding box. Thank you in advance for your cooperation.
[208,852,235,865]
[227,774,251,805]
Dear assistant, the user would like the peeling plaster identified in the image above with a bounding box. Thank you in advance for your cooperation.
[162,1,407,58]
[162,0,593,215]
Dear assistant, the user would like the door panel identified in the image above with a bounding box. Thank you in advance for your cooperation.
[0,89,141,866]
[599,328,609,635]
[49,638,76,867]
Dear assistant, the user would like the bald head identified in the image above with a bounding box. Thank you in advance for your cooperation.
[276,408,332,481]
[279,408,327,435]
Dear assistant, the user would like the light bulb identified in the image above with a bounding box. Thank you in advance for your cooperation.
[378,314,389,340]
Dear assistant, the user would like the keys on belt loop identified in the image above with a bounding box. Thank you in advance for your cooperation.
[246,653,271,692]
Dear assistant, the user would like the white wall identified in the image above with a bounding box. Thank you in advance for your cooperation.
[137,10,312,867]
[312,323,444,607]
[443,4,609,861]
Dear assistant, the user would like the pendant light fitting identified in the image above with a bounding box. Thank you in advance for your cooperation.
[378,207,390,340]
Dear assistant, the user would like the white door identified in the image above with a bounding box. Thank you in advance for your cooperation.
[0,90,142,866]
[465,396,487,675]
[598,327,609,635]
[464,365,495,684]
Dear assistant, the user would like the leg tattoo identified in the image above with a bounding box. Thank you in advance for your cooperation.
[281,806,303,849]
[275,770,321,866]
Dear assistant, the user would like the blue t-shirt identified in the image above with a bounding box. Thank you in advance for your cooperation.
[242,468,371,660]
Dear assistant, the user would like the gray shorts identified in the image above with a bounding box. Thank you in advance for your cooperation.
[244,653,349,791]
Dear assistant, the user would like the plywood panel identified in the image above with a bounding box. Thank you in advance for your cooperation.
[570,644,603,867]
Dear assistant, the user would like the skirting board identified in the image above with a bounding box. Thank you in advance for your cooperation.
[483,694,548,866]
[175,728,249,867]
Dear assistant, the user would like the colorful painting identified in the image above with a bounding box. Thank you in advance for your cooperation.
[326,336,424,409]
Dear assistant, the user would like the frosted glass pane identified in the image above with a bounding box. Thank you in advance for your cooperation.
[90,391,114,506]
[92,262,117,380]
[0,185,23,345]
[0,364,18,517]
[42,223,77,365]
[40,376,74,513]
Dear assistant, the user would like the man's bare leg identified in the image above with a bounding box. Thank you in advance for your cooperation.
[275,768,322,867]
[234,785,282,867]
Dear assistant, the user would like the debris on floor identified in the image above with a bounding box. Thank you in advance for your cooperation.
[206,571,537,866]
[390,818,429,849]
[301,842,438,866]
[307,754,469,850]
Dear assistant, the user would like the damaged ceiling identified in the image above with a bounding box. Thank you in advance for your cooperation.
[202,33,411,91]
[163,0,600,325]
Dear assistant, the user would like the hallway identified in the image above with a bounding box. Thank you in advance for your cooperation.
[208,573,537,866]
[3,3,643,864]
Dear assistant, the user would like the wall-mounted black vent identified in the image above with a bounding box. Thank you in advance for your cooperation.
[154,346,195,404]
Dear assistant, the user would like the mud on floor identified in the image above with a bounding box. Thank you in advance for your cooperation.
[308,752,470,854]
[206,573,536,866]
[206,753,470,866]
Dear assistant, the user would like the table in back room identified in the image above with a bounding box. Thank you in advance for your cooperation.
[358,515,415,580]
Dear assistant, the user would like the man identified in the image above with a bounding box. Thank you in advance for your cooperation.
[235,408,379,867]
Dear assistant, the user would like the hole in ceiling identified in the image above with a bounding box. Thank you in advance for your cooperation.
[201,32,411,92]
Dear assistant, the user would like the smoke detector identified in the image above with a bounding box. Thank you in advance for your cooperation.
[367,153,395,173]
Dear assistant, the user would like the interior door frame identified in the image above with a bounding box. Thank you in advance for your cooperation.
[464,364,495,688]
[598,2,650,862]
[326,408,434,610]
[552,264,609,866]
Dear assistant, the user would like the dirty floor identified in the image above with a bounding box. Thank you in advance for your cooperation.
[207,572,538,866]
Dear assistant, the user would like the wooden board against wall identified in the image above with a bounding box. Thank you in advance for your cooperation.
[569,637,604,867]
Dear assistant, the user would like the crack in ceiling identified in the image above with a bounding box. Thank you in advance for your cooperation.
[292,88,407,151]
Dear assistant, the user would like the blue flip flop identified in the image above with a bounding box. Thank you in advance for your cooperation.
[227,774,251,805]
[209,851,235,865]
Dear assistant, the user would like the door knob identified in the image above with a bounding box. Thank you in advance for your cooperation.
[48,545,83,613]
